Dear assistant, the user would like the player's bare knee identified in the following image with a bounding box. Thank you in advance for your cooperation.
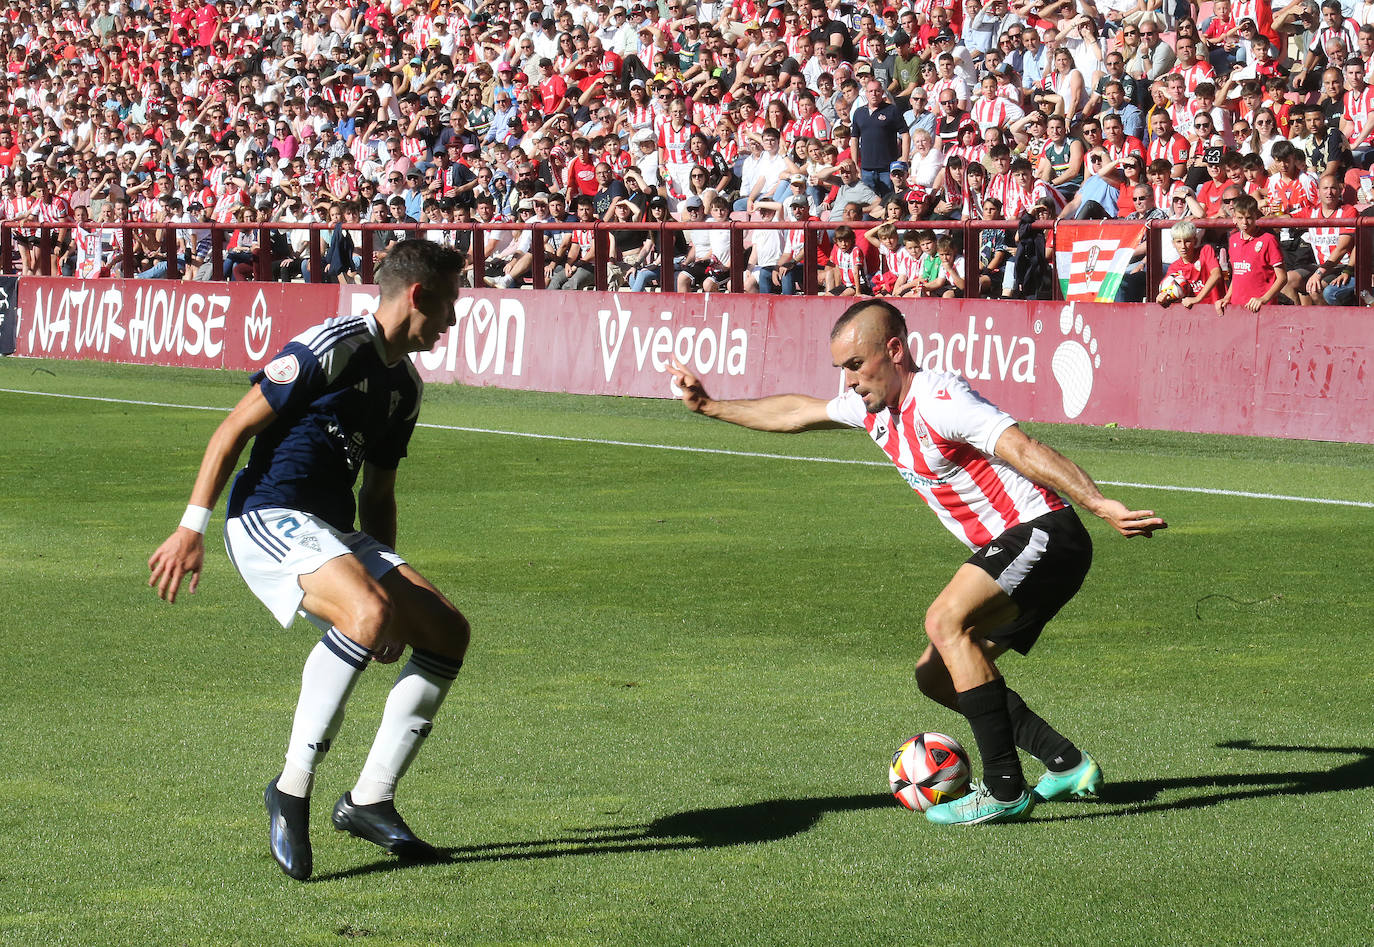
[350,587,395,648]
[923,602,964,649]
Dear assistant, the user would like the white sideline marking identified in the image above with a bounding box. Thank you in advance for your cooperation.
[3,386,1371,510]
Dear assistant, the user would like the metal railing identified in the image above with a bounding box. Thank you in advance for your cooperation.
[4,216,1369,301]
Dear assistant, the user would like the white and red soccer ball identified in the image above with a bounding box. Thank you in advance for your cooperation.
[888,732,972,812]
[1157,273,1187,304]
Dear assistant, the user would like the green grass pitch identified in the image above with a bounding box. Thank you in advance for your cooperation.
[1,358,1372,946]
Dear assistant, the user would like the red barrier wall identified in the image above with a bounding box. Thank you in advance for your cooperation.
[13,279,1372,443]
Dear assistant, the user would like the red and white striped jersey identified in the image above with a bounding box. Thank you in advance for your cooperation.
[827,370,1066,550]
[1306,203,1357,263]
[970,95,1020,131]
[931,76,968,106]
[895,247,922,280]
[1166,102,1195,137]
[693,101,725,131]
[875,241,902,276]
[986,171,1011,207]
[1105,135,1145,164]
[1264,171,1318,216]
[1147,132,1189,167]
[784,112,830,144]
[32,196,70,223]
[833,244,866,287]
[625,103,656,131]
[1343,85,1374,144]
[658,121,696,165]
[1173,60,1215,97]
[948,142,988,166]
[0,196,25,221]
[212,189,247,224]
[1002,177,1061,219]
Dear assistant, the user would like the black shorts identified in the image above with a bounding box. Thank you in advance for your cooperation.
[1280,241,1316,279]
[966,507,1093,655]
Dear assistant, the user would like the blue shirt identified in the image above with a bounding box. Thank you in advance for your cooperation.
[228,314,422,532]
[851,103,905,171]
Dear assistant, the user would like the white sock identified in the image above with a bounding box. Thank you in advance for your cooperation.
[350,649,461,805]
[279,627,371,798]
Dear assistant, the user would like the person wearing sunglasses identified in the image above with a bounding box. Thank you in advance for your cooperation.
[1127,17,1177,81]
[1117,183,1169,302]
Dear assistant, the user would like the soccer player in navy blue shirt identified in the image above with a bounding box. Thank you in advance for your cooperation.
[149,240,470,880]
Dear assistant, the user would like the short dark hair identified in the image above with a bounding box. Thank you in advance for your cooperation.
[831,299,907,342]
[377,239,463,302]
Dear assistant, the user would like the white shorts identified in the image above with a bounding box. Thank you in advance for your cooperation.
[223,507,407,630]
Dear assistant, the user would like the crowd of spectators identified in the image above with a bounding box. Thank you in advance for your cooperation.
[0,0,1370,304]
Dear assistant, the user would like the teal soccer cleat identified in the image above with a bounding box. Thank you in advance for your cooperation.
[925,782,1035,825]
[1032,754,1104,802]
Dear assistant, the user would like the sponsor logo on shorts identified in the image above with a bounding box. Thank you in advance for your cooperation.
[265,353,300,384]
[898,468,948,490]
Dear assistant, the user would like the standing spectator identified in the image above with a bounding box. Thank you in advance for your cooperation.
[850,79,908,196]
[1216,193,1287,313]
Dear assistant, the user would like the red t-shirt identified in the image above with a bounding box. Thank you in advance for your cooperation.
[1197,178,1229,217]
[565,156,598,196]
[538,75,568,114]
[1226,229,1282,305]
[1165,244,1222,304]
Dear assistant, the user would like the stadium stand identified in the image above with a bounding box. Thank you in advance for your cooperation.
[0,0,1367,302]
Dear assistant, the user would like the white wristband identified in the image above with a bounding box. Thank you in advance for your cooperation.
[180,505,212,535]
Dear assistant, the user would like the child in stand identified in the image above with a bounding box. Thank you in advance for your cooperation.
[868,223,902,295]
[826,225,868,296]
[924,235,967,298]
[1216,193,1286,313]
[913,230,941,296]
[1156,220,1224,308]
[892,230,925,297]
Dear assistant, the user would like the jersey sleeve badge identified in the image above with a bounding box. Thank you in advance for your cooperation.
[264,354,300,385]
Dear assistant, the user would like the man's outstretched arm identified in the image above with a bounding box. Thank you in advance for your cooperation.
[147,386,277,602]
[993,424,1167,538]
[670,360,845,433]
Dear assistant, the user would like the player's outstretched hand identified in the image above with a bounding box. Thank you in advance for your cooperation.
[147,529,206,603]
[670,359,711,414]
[1095,498,1168,538]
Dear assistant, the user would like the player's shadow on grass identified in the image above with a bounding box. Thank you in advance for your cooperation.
[1034,740,1374,823]
[311,792,894,882]
[310,741,1374,880]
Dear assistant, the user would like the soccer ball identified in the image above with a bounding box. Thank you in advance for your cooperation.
[1157,273,1187,304]
[888,732,972,811]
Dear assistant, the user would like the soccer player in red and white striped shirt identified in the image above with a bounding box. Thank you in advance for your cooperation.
[670,301,1166,826]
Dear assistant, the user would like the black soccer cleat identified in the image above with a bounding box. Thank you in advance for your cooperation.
[264,777,313,881]
[331,792,440,862]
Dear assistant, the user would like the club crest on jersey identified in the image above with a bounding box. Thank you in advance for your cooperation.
[264,353,300,384]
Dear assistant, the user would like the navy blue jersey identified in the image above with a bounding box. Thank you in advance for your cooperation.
[227,314,423,532]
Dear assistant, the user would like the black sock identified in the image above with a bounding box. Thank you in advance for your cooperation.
[1005,689,1082,773]
[956,678,1024,801]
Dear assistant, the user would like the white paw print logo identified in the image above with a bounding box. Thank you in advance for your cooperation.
[1050,303,1099,420]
